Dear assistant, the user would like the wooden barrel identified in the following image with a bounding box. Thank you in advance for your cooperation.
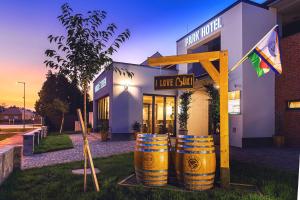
[176,135,216,190]
[167,135,176,184]
[175,137,185,185]
[134,134,169,186]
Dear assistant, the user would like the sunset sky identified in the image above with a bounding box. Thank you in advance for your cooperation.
[0,0,264,110]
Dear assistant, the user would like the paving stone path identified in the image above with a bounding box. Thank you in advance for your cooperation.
[22,134,135,169]
[229,147,300,172]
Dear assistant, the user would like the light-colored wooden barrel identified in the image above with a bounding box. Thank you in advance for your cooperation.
[168,136,176,184]
[134,134,169,186]
[176,135,216,190]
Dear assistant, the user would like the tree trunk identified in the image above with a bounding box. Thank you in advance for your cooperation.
[60,113,64,134]
[83,84,87,136]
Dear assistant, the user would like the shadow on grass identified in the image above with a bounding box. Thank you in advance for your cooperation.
[34,133,74,154]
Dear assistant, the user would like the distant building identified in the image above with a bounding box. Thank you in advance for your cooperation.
[0,106,36,123]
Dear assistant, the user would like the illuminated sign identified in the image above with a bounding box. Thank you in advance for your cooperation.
[95,77,106,92]
[154,74,194,90]
[185,17,222,47]
[228,90,241,114]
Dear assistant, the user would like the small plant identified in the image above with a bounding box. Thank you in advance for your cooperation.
[178,92,193,130]
[98,121,109,132]
[132,121,141,132]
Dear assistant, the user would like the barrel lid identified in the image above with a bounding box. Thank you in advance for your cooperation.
[137,133,168,138]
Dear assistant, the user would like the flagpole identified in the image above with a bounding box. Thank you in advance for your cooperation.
[229,24,278,74]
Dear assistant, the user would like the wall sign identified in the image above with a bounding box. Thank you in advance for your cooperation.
[95,77,107,92]
[154,74,194,90]
[228,90,241,115]
[185,17,222,47]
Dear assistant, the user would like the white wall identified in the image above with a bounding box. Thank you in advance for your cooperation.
[187,90,209,136]
[221,3,244,147]
[112,63,177,134]
[176,2,277,147]
[241,3,277,139]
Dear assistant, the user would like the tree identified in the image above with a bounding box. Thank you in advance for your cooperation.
[0,103,6,112]
[44,3,133,131]
[178,92,193,131]
[52,98,69,134]
[205,84,220,135]
[35,71,85,130]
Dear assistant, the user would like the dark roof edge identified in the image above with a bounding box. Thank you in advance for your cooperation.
[113,61,177,71]
[262,0,279,6]
[176,0,269,43]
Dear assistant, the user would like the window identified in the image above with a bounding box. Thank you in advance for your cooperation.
[287,100,300,110]
[97,96,109,120]
[228,90,241,115]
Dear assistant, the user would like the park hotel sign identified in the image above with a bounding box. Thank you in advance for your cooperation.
[154,74,194,90]
[95,77,107,92]
[185,17,222,47]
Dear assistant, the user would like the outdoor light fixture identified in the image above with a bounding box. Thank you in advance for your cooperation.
[213,83,220,89]
[120,79,131,91]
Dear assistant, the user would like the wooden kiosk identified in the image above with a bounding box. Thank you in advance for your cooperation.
[147,50,230,188]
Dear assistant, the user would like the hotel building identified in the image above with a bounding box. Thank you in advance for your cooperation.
[93,0,300,147]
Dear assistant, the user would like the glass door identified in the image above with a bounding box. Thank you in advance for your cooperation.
[154,96,165,134]
[165,97,175,136]
[142,95,153,133]
[142,95,176,135]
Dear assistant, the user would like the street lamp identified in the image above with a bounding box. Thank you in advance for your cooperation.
[17,81,25,129]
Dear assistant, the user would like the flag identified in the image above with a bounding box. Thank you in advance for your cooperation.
[247,28,282,77]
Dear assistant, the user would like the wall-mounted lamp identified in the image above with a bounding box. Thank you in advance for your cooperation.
[120,79,131,91]
[213,83,220,89]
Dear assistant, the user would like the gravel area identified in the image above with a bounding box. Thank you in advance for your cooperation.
[22,134,135,169]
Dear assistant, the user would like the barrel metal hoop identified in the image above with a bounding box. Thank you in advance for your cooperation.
[176,139,213,143]
[136,148,168,152]
[184,178,215,182]
[137,143,168,147]
[176,150,215,154]
[184,183,214,187]
[136,174,168,178]
[178,144,215,148]
[135,169,168,173]
[137,134,168,138]
[184,172,215,176]
[177,135,213,139]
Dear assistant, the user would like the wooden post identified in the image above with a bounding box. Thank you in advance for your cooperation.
[219,50,230,188]
[83,145,87,192]
[77,109,100,192]
[147,51,231,188]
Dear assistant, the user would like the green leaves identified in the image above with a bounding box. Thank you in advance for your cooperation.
[178,92,193,129]
[44,3,132,87]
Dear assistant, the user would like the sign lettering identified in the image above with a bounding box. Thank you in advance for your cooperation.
[185,17,222,47]
[95,77,107,92]
[154,74,194,90]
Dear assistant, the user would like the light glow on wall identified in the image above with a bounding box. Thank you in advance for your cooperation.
[120,79,132,90]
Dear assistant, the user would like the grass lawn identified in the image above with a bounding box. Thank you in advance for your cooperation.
[0,153,297,200]
[34,133,73,154]
[0,133,17,141]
